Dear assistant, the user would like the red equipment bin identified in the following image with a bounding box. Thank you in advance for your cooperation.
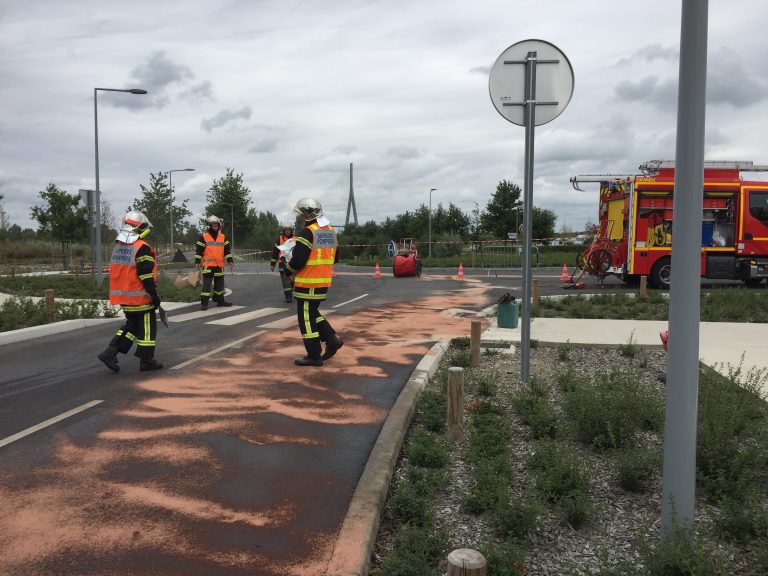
[392,238,422,277]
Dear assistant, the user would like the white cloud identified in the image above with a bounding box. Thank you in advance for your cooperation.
[2,0,768,234]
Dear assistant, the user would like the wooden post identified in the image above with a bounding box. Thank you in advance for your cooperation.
[532,278,540,306]
[639,275,647,298]
[44,289,55,322]
[447,367,464,442]
[470,319,481,368]
[447,548,486,576]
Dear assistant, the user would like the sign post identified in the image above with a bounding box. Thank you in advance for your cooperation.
[489,39,574,382]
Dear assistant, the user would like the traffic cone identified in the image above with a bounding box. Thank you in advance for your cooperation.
[373,262,381,278]
[456,262,465,279]
[560,263,570,282]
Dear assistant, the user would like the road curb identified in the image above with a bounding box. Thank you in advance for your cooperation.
[326,339,450,576]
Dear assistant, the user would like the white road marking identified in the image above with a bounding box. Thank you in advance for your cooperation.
[333,293,368,308]
[168,305,246,322]
[257,308,336,330]
[206,307,285,326]
[0,400,103,449]
[171,331,266,370]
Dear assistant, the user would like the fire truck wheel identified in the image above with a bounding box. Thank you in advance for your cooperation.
[650,257,672,289]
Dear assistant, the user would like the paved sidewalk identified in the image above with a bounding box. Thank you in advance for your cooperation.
[482,317,768,396]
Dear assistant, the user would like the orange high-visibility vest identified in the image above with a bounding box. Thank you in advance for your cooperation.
[109,239,156,306]
[294,223,337,289]
[202,232,226,267]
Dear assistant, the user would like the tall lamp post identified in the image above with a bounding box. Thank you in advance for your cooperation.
[219,202,235,254]
[428,188,437,259]
[169,168,195,255]
[94,87,147,287]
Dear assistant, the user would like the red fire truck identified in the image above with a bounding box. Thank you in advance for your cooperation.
[571,160,768,289]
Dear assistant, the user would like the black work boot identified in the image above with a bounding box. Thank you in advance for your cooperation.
[321,334,344,361]
[294,356,323,367]
[140,358,164,371]
[217,300,233,307]
[201,301,209,311]
[98,346,120,373]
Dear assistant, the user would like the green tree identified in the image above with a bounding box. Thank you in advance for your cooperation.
[8,224,22,242]
[30,183,88,268]
[532,207,557,240]
[480,179,523,238]
[205,168,252,252]
[132,172,192,252]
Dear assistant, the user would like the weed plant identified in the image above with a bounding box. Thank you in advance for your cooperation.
[534,288,768,322]
[0,296,116,332]
[404,427,449,469]
[417,390,447,434]
[614,447,659,493]
[562,368,663,450]
[512,377,559,439]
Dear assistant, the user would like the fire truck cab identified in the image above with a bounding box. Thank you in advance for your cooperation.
[571,160,768,289]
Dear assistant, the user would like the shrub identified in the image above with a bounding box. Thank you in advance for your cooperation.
[405,428,449,469]
[615,447,659,493]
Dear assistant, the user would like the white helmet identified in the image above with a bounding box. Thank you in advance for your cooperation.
[293,197,323,220]
[207,215,223,226]
[116,210,151,243]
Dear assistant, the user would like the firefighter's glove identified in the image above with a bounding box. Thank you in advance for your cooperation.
[151,293,161,309]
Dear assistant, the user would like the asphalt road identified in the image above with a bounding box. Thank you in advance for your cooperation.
[0,262,519,576]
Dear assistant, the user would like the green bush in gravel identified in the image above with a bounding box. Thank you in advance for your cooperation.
[562,368,663,450]
[614,447,659,493]
[417,390,446,434]
[404,428,449,469]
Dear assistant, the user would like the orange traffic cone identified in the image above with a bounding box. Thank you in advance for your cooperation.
[373,262,381,278]
[560,263,570,282]
[457,262,465,279]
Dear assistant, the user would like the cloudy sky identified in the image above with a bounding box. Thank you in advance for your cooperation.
[2,0,768,237]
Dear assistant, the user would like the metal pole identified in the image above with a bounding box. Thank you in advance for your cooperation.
[428,188,436,259]
[661,0,708,538]
[93,89,102,286]
[521,51,537,383]
[169,170,174,255]
[230,204,234,254]
[94,188,102,285]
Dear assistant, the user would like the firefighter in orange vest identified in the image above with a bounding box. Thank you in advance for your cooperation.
[270,223,295,303]
[195,215,234,310]
[284,198,343,366]
[98,210,163,372]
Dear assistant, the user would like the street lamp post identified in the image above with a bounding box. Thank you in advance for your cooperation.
[428,188,437,259]
[94,87,147,287]
[219,202,235,254]
[168,168,195,256]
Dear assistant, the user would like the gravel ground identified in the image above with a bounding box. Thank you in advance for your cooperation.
[371,343,765,575]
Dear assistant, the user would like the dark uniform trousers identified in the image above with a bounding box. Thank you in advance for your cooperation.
[278,260,294,303]
[295,298,333,358]
[200,266,226,305]
[110,309,157,360]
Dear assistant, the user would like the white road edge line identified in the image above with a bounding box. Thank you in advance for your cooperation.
[333,293,368,308]
[0,400,103,449]
[171,330,266,370]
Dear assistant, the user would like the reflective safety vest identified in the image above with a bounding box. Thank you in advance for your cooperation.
[202,232,226,267]
[294,223,337,289]
[109,239,156,306]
